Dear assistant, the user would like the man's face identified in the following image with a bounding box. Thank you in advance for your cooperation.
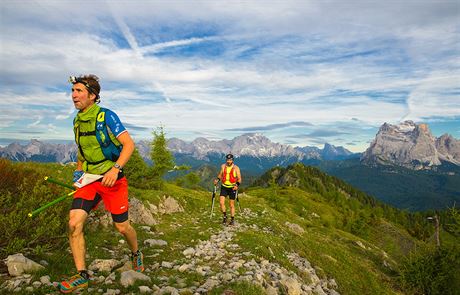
[72,83,95,111]
[226,158,233,166]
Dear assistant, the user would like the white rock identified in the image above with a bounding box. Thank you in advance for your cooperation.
[139,286,152,293]
[178,264,190,273]
[161,261,173,269]
[159,196,184,214]
[314,285,327,295]
[280,277,301,295]
[183,247,196,256]
[120,270,151,287]
[40,275,51,285]
[285,222,305,235]
[32,281,41,288]
[144,239,168,247]
[129,197,158,225]
[5,253,45,276]
[222,272,233,282]
[88,259,120,273]
[161,286,180,295]
[265,285,279,295]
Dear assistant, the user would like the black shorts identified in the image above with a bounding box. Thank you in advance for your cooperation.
[71,194,129,223]
[220,186,237,200]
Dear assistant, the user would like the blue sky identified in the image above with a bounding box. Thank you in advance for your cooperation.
[1,0,459,152]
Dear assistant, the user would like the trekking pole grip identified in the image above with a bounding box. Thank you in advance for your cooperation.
[44,176,74,190]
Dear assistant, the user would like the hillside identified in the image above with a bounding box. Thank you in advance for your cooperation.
[316,159,460,211]
[1,159,459,294]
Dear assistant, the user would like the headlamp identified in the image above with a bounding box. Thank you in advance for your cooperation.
[69,76,99,99]
[68,76,78,84]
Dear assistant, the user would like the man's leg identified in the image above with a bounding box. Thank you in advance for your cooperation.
[229,200,235,218]
[59,209,90,293]
[219,195,226,213]
[219,195,227,224]
[229,199,235,225]
[68,209,89,271]
[114,220,144,272]
[114,220,138,253]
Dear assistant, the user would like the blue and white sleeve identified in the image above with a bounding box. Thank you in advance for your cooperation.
[105,109,127,138]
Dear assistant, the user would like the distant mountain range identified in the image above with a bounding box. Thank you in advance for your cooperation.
[0,133,359,167]
[0,139,77,163]
[1,121,459,211]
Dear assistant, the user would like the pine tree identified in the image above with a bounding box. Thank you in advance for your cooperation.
[150,126,174,189]
[123,148,149,188]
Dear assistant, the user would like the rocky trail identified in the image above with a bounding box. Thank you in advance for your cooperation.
[2,198,340,295]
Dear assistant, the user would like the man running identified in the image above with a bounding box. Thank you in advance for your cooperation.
[58,74,143,293]
[214,153,242,225]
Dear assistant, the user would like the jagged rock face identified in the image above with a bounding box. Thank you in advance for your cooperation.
[361,121,460,169]
[436,134,460,164]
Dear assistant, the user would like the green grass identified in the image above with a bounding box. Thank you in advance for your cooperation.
[3,160,457,294]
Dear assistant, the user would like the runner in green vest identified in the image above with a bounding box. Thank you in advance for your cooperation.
[58,74,143,293]
[214,153,242,225]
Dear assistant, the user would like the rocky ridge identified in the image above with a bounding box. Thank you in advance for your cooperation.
[361,121,460,169]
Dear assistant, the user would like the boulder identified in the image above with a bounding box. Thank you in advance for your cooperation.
[159,196,184,214]
[5,253,44,276]
[129,197,158,225]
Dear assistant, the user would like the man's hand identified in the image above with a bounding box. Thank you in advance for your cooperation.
[213,178,220,185]
[102,167,119,187]
[232,185,238,191]
[73,170,84,183]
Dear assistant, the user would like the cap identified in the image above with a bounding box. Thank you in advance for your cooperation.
[225,153,234,160]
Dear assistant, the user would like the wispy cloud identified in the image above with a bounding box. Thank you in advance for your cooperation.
[1,0,459,152]
[225,121,313,132]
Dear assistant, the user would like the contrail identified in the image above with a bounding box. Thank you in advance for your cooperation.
[107,2,141,57]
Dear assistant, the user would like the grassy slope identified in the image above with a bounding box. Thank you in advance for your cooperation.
[0,161,430,294]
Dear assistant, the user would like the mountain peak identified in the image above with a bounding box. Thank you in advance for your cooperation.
[362,121,460,169]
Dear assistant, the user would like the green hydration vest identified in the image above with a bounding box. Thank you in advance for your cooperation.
[73,104,122,175]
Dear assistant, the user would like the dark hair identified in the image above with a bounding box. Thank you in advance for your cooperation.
[70,74,101,103]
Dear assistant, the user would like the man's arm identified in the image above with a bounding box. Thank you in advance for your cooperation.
[236,166,242,184]
[101,131,134,187]
[232,165,242,190]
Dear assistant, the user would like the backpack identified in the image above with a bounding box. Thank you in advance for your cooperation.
[74,107,122,165]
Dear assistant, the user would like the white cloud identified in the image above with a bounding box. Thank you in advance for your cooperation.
[1,0,459,149]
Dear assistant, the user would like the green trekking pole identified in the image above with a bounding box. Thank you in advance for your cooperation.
[28,190,77,218]
[44,176,74,190]
[210,185,217,219]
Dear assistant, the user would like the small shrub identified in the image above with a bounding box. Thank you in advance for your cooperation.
[399,245,460,294]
